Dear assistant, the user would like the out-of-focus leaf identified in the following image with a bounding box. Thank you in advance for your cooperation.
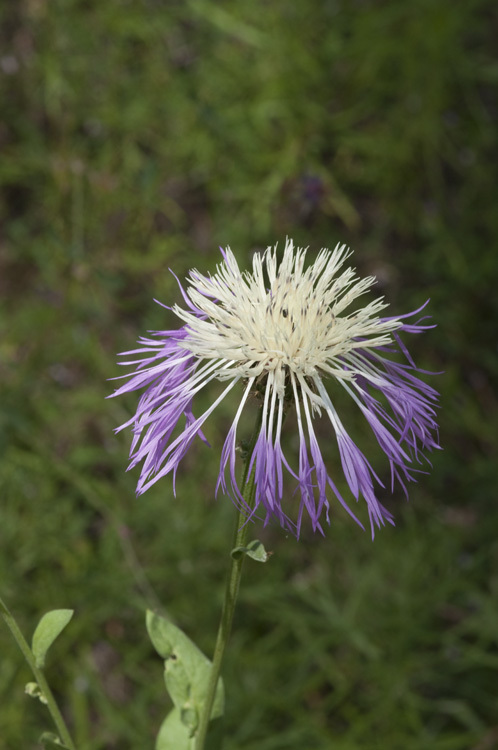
[32,610,74,668]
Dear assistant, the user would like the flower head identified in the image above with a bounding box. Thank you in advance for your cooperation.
[110,240,440,537]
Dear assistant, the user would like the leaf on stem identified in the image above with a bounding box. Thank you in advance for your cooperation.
[32,609,74,668]
[146,610,224,739]
[155,708,224,750]
[25,681,48,704]
[231,539,270,563]
[155,708,194,750]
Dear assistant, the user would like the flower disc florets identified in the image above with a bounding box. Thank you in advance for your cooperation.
[111,239,440,538]
[176,244,397,394]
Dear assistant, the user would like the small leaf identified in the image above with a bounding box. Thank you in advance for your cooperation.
[231,539,269,563]
[146,610,224,735]
[32,609,74,668]
[39,732,70,749]
[25,681,47,704]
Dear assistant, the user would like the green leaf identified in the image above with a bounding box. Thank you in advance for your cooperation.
[155,709,224,750]
[155,708,195,750]
[231,539,270,563]
[32,609,74,668]
[146,610,224,737]
[39,732,70,749]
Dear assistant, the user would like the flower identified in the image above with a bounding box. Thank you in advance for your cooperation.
[110,240,440,538]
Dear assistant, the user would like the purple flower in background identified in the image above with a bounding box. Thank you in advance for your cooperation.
[110,240,440,538]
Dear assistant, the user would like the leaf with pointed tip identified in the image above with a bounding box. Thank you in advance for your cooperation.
[32,610,74,668]
[231,539,269,563]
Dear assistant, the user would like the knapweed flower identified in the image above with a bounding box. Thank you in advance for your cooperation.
[111,240,439,537]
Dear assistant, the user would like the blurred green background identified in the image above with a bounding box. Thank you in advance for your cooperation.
[1,1,497,748]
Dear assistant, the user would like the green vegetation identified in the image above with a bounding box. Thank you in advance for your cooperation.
[1,1,497,748]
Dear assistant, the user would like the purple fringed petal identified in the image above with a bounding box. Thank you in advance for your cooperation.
[109,307,230,494]
[336,428,395,537]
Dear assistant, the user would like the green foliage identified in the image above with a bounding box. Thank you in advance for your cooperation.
[32,610,74,669]
[146,610,224,746]
[1,0,497,748]
[231,539,270,563]
[155,709,196,750]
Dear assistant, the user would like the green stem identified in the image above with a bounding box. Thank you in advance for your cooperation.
[0,596,77,750]
[195,413,261,750]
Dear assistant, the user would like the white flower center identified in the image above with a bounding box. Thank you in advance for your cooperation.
[173,240,401,397]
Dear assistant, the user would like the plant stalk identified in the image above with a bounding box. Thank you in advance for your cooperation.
[195,414,261,750]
